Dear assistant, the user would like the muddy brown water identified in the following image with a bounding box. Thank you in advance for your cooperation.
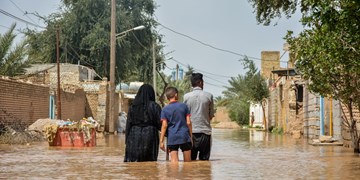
[1,129,359,179]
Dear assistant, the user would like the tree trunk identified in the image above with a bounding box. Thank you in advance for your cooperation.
[347,101,360,153]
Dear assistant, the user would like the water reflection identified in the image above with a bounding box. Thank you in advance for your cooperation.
[0,129,359,179]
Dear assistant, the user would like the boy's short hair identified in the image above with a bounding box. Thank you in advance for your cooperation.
[165,86,178,100]
[191,73,203,87]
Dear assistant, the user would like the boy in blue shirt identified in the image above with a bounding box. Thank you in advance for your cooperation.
[160,87,192,162]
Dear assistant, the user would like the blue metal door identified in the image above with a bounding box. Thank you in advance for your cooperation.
[49,95,55,119]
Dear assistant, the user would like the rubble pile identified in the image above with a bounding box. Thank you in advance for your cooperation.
[0,120,47,145]
[0,117,99,145]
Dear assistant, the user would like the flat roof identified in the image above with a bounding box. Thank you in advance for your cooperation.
[271,68,297,76]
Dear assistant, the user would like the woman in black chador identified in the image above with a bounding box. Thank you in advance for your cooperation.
[124,84,161,162]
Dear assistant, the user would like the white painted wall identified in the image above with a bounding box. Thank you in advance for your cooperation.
[250,103,264,127]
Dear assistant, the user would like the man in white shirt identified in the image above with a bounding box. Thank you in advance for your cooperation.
[184,73,214,160]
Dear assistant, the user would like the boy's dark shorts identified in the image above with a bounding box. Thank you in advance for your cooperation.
[168,142,192,152]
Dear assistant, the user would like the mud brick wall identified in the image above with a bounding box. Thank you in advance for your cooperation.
[341,105,360,148]
[85,93,98,118]
[213,106,231,123]
[268,87,278,128]
[261,51,280,80]
[59,89,86,121]
[0,78,49,127]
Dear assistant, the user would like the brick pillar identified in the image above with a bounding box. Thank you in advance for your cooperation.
[261,51,280,80]
[96,77,108,131]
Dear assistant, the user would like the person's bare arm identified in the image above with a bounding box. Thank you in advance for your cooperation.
[186,115,192,143]
[209,96,215,121]
[160,120,168,152]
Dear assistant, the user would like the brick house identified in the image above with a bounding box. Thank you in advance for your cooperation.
[21,63,118,132]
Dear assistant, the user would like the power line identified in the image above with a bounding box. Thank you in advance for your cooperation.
[170,57,233,78]
[0,24,11,29]
[0,9,45,29]
[165,63,226,87]
[131,31,147,49]
[8,0,37,24]
[205,81,225,88]
[130,33,228,88]
[125,27,237,80]
[156,21,288,63]
[203,75,228,86]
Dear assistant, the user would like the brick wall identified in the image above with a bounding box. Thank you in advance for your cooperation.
[341,104,360,148]
[81,79,119,132]
[85,93,98,118]
[0,78,49,127]
[268,86,278,128]
[261,51,280,80]
[59,89,86,121]
[268,76,304,135]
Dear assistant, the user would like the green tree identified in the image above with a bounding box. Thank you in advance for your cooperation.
[25,0,163,84]
[242,58,269,129]
[222,76,250,125]
[0,24,29,76]
[249,0,360,152]
[156,65,193,106]
[222,58,269,126]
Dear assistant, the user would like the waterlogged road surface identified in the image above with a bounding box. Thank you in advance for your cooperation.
[1,129,359,179]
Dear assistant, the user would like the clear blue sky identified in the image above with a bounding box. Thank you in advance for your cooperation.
[0,0,304,97]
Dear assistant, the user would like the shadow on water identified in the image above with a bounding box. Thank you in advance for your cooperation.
[0,128,359,179]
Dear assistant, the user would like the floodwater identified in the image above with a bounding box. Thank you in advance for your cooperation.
[1,129,359,179]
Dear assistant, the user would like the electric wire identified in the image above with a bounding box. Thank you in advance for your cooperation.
[170,58,233,78]
[156,21,288,63]
[8,0,37,24]
[0,9,45,29]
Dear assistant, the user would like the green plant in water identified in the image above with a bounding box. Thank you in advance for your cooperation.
[271,127,283,134]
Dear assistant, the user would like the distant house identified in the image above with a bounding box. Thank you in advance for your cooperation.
[117,81,143,114]
[19,63,112,130]
[22,63,98,87]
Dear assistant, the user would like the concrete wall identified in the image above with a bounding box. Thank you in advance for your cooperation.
[0,78,49,127]
[303,85,320,138]
[250,103,264,126]
[302,85,343,140]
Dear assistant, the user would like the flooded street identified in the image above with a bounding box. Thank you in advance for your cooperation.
[1,128,359,179]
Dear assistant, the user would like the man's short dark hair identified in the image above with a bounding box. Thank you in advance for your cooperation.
[165,86,178,100]
[191,73,203,87]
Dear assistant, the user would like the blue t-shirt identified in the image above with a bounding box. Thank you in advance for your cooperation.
[161,101,191,145]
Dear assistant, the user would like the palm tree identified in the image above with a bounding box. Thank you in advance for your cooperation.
[0,24,29,76]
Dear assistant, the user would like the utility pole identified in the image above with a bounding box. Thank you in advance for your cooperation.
[109,0,116,132]
[176,64,179,80]
[152,40,156,96]
[56,28,61,120]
